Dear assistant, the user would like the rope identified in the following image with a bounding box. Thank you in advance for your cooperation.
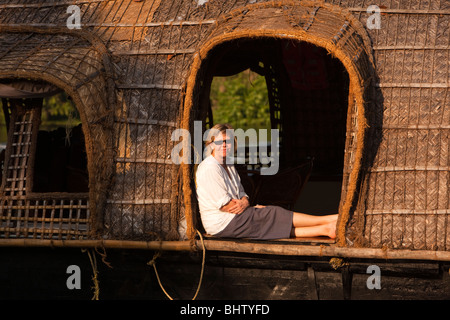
[192,231,206,300]
[95,245,113,269]
[82,248,100,300]
[148,230,206,300]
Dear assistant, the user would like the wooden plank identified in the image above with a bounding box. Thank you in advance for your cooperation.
[307,266,319,300]
[1,238,450,263]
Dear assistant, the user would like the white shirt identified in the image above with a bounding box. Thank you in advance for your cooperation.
[195,155,248,235]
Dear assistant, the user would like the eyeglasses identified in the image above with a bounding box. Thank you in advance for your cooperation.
[213,139,232,145]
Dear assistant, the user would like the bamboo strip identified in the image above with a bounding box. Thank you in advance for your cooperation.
[370,166,450,172]
[106,199,171,205]
[366,209,450,215]
[9,153,31,157]
[200,240,450,261]
[114,48,197,55]
[382,125,450,129]
[116,84,182,90]
[115,157,173,165]
[1,238,450,262]
[115,117,177,128]
[66,199,74,240]
[7,166,27,170]
[0,204,88,210]
[2,213,89,222]
[48,201,56,236]
[3,2,447,15]
[24,193,89,200]
[86,20,217,27]
[6,177,26,182]
[11,142,32,146]
[0,227,88,235]
[0,20,217,28]
[347,8,450,15]
[0,0,106,8]
[0,239,193,251]
[376,83,449,88]
[76,199,83,238]
[374,45,449,50]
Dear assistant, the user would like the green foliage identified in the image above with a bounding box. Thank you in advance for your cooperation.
[42,92,80,122]
[210,69,270,132]
[0,92,81,144]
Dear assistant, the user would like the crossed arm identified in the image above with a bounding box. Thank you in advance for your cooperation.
[220,196,250,215]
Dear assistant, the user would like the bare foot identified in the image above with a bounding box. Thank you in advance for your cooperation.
[326,222,337,239]
[327,214,339,224]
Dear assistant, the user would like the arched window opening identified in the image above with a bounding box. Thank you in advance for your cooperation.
[0,79,90,239]
[32,92,88,194]
[197,38,349,216]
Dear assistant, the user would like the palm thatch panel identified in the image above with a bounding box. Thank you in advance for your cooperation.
[180,1,376,241]
[344,4,449,250]
[0,27,115,239]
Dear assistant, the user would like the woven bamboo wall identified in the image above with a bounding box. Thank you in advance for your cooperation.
[340,0,449,251]
[175,1,375,240]
[0,1,448,251]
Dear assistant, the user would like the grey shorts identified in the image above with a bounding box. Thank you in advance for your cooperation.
[213,205,293,240]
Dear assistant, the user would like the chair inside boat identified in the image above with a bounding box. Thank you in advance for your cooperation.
[236,158,313,211]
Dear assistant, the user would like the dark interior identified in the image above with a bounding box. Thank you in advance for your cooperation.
[197,38,350,214]
[0,81,89,195]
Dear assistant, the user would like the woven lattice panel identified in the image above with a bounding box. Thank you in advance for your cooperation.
[0,29,114,239]
[343,1,449,250]
[0,101,90,239]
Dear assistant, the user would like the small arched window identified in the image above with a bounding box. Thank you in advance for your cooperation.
[0,29,115,240]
